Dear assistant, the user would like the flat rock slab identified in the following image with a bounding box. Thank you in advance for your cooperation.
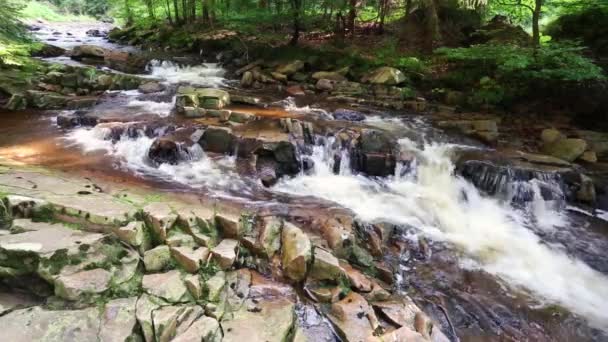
[142,270,188,303]
[221,297,295,342]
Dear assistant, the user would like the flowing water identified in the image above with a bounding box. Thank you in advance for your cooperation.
[4,23,608,341]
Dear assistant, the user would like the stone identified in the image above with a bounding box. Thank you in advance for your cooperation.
[229,111,256,123]
[0,306,101,341]
[173,316,222,342]
[54,268,112,300]
[71,44,107,60]
[361,66,407,85]
[577,174,596,203]
[166,230,197,247]
[333,108,366,121]
[171,246,209,273]
[286,85,306,96]
[114,221,147,248]
[0,197,12,230]
[104,50,150,74]
[438,119,499,144]
[372,326,427,342]
[176,87,230,111]
[143,202,178,242]
[221,297,295,342]
[199,127,235,154]
[235,59,264,75]
[152,305,189,342]
[32,43,66,58]
[56,111,98,128]
[99,297,138,342]
[310,247,343,281]
[259,216,283,258]
[241,71,254,87]
[184,274,203,299]
[271,72,288,82]
[211,239,239,270]
[316,79,335,91]
[275,60,304,75]
[327,292,379,342]
[139,81,165,94]
[372,300,420,328]
[543,138,588,162]
[205,271,226,302]
[580,150,598,163]
[142,270,188,303]
[215,214,245,238]
[144,245,172,272]
[281,222,312,281]
[541,128,564,144]
[312,71,347,82]
[340,261,372,292]
[136,294,164,342]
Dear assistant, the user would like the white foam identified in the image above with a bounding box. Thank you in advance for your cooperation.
[275,139,608,330]
[146,60,227,87]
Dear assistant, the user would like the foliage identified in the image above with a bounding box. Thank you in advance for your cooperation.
[437,42,605,82]
[20,1,94,21]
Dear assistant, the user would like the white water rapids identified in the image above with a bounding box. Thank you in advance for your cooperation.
[61,59,608,332]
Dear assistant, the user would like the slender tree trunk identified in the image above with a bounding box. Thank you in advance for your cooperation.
[145,0,155,20]
[173,0,180,24]
[347,0,356,35]
[182,0,188,23]
[423,0,441,50]
[125,0,134,26]
[405,0,412,17]
[532,0,542,48]
[165,0,174,24]
[289,0,302,45]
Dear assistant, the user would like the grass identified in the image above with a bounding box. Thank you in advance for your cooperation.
[20,1,94,22]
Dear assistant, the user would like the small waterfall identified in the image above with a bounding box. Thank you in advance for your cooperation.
[146,60,227,87]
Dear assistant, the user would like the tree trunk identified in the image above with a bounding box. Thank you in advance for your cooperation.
[125,0,134,26]
[145,0,155,19]
[347,0,356,35]
[532,0,542,48]
[289,0,302,45]
[174,0,180,24]
[423,0,441,50]
[166,0,174,24]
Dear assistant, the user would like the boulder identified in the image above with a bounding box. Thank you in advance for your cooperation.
[241,71,254,88]
[199,127,235,154]
[99,297,139,342]
[312,71,347,82]
[148,138,181,165]
[32,43,66,58]
[542,138,587,162]
[136,294,163,342]
[541,128,564,145]
[176,87,231,111]
[184,274,203,299]
[211,239,239,270]
[281,222,312,281]
[309,247,343,281]
[139,81,166,94]
[270,72,288,83]
[275,60,304,75]
[143,245,172,272]
[352,128,397,177]
[204,271,226,302]
[104,50,149,74]
[286,85,305,96]
[361,66,407,85]
[114,221,147,248]
[54,268,112,301]
[70,45,106,60]
[316,79,335,91]
[142,270,188,303]
[143,202,178,242]
[173,316,222,342]
[0,197,12,230]
[221,297,295,342]
[437,119,499,144]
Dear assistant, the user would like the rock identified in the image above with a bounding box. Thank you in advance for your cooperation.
[340,261,372,292]
[32,43,66,58]
[54,268,112,301]
[326,292,379,342]
[166,230,197,247]
[580,151,598,163]
[204,271,226,302]
[361,66,407,85]
[333,108,366,121]
[142,270,188,303]
[148,138,181,165]
[236,59,264,76]
[139,81,165,94]
[275,60,304,75]
[104,50,150,74]
[56,111,98,128]
[372,300,419,328]
[437,119,499,144]
[71,45,106,60]
[143,202,178,242]
[352,128,397,177]
[577,174,596,203]
[0,306,101,341]
[0,197,12,230]
[176,87,231,111]
[173,316,222,342]
[316,79,335,91]
[229,111,256,123]
[144,245,172,272]
[310,247,343,281]
[211,239,239,270]
[136,294,163,342]
[171,246,209,273]
[184,274,203,299]
[199,127,235,154]
[541,128,564,145]
[86,29,105,37]
[114,221,147,248]
[469,15,531,46]
[221,297,295,342]
[241,71,254,87]
[372,326,427,342]
[286,85,306,96]
[258,216,283,258]
[312,71,347,82]
[281,222,312,281]
[99,297,138,342]
[270,72,288,83]
[543,138,588,162]
[152,305,198,342]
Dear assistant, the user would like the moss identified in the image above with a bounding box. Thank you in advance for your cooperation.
[39,249,86,276]
[107,271,144,298]
[199,260,221,281]
[30,204,56,223]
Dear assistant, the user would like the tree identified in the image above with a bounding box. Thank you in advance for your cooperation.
[493,0,544,47]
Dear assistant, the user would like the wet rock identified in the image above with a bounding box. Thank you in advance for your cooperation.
[326,292,379,341]
[171,246,209,273]
[148,138,181,165]
[221,297,295,342]
[86,29,106,37]
[176,86,231,111]
[310,247,343,281]
[340,261,372,292]
[258,216,283,258]
[372,326,427,342]
[352,128,397,177]
[286,85,306,96]
[275,60,304,75]
[241,71,254,87]
[372,300,420,328]
[142,270,188,303]
[70,44,106,60]
[281,222,312,281]
[54,268,112,301]
[541,128,564,145]
[437,119,499,145]
[577,174,596,203]
[211,239,239,270]
[56,111,98,128]
[104,50,150,74]
[199,126,235,154]
[231,94,261,106]
[139,81,165,94]
[333,108,366,121]
[361,66,407,85]
[144,245,172,272]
